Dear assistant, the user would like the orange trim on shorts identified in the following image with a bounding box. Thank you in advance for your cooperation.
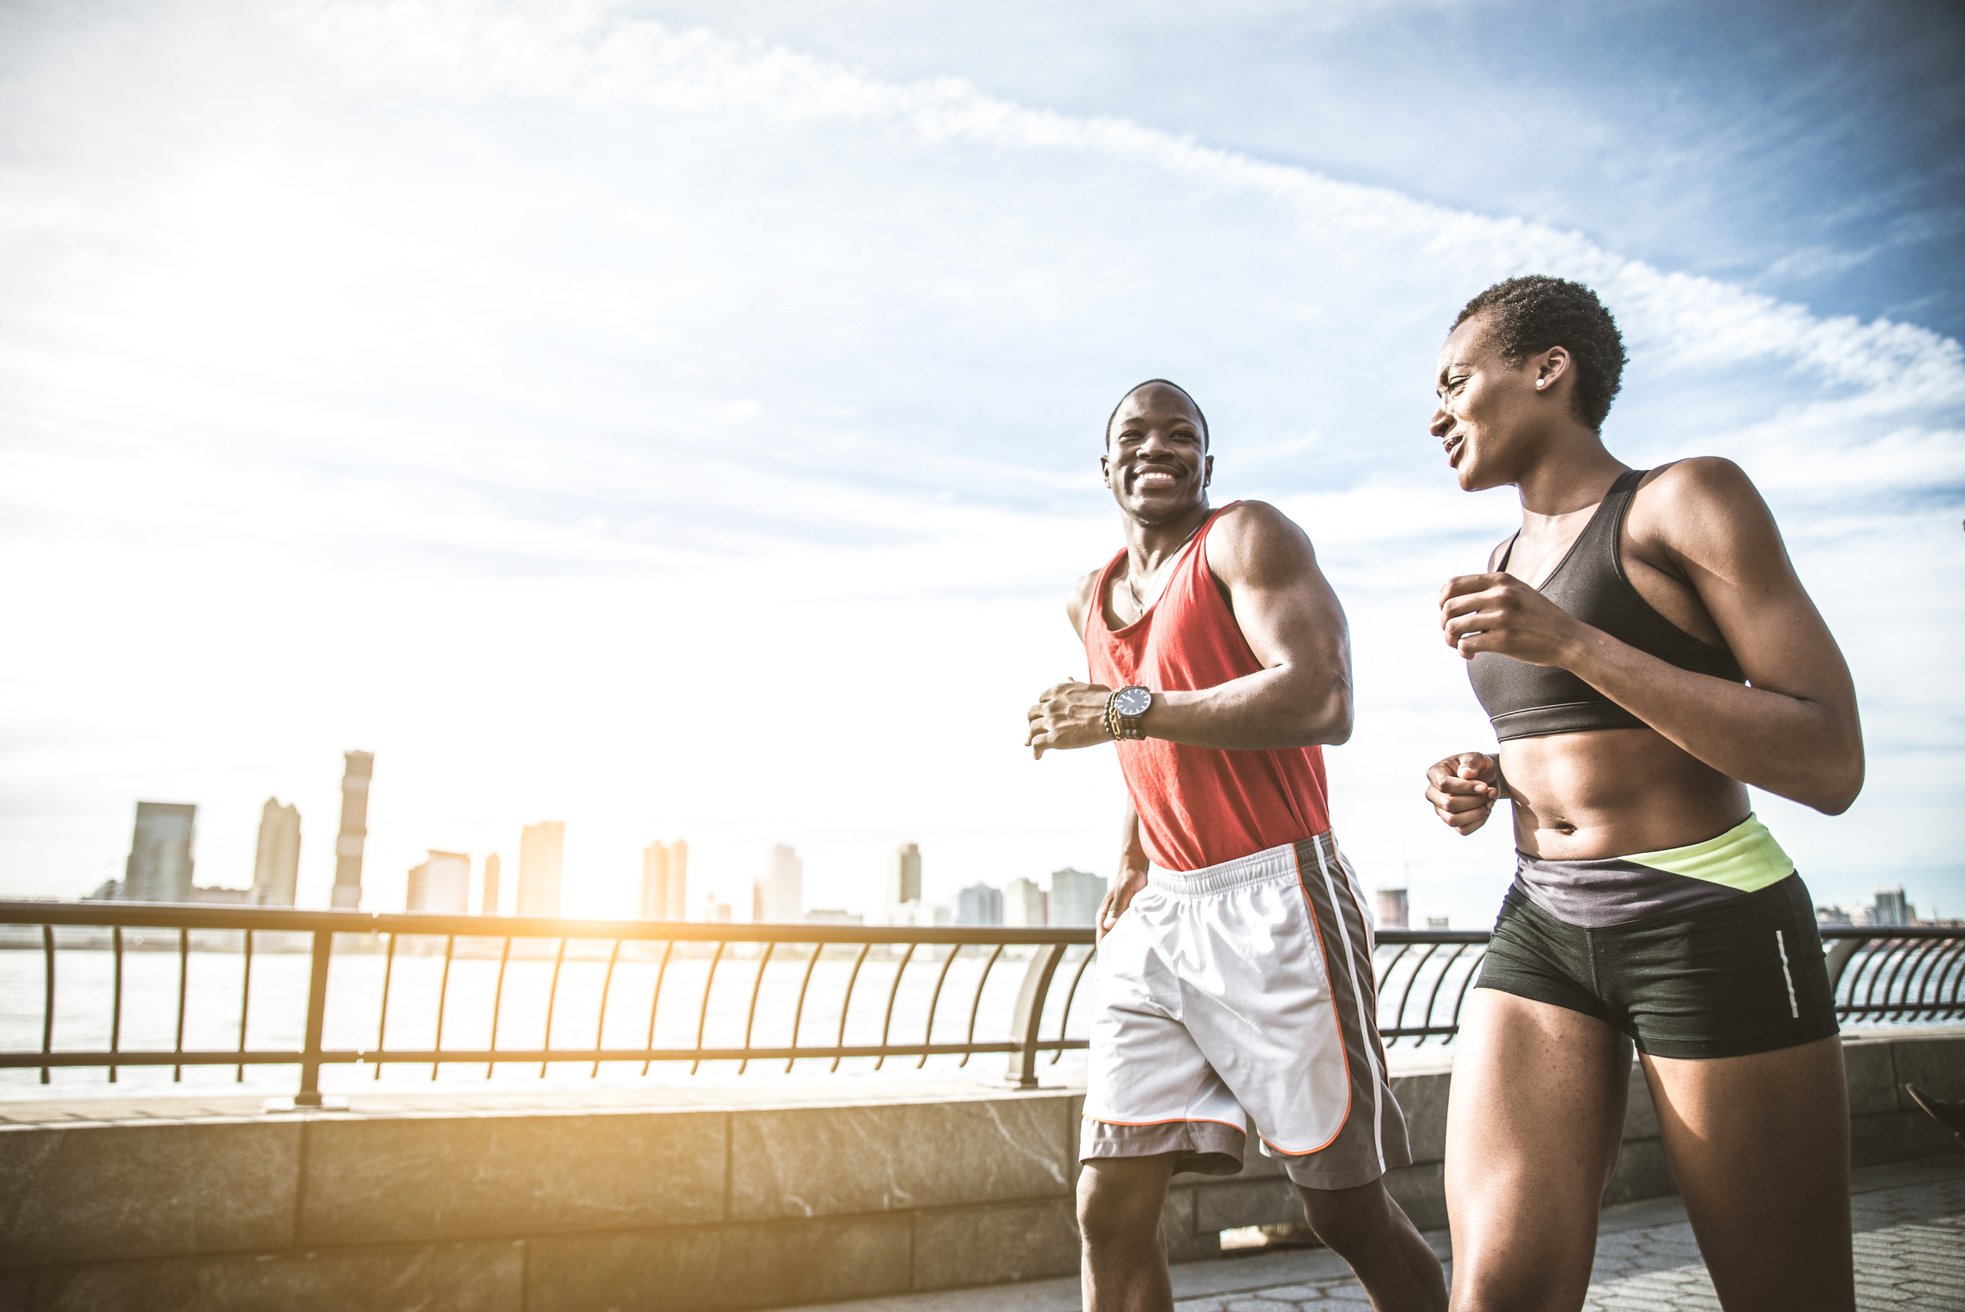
[1286,842,1353,1155]
[1093,1115,1247,1132]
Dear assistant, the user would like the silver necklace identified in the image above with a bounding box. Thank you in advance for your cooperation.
[1126,516,1207,612]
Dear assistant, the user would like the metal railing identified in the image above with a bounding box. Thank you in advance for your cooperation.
[1,901,1959,1106]
[1823,926,1965,1026]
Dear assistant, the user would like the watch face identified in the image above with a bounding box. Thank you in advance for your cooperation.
[1115,686,1152,717]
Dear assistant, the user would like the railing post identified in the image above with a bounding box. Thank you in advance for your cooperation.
[1006,942,1068,1089]
[1823,936,1862,1003]
[293,930,333,1108]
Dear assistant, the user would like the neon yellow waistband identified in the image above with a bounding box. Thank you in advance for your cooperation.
[1623,814,1793,892]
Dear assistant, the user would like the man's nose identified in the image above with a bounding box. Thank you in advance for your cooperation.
[1429,406,1451,438]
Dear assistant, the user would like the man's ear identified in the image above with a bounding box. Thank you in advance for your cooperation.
[1100,454,1112,485]
[1202,453,1214,488]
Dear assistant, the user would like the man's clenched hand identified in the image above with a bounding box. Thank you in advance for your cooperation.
[1025,680,1113,759]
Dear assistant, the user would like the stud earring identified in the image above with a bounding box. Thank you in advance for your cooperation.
[1536,379,1547,389]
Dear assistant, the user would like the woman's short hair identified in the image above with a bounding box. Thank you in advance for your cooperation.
[1453,276,1627,431]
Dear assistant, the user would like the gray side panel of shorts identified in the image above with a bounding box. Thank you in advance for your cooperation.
[1082,1119,1246,1178]
[1513,853,1773,928]
[1288,840,1413,1190]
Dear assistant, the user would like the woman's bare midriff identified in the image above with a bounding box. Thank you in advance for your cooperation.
[1500,726,1751,861]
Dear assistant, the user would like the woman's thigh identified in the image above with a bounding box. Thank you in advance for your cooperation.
[1445,988,1632,1311]
[1643,1037,1853,1312]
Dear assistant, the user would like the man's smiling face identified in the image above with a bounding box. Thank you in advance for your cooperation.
[1102,382,1212,524]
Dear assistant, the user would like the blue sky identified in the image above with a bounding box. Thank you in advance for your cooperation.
[2,0,1960,925]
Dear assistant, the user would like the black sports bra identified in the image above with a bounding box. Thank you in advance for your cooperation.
[1468,468,1745,741]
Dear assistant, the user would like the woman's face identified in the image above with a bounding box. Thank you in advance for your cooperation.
[1430,312,1546,492]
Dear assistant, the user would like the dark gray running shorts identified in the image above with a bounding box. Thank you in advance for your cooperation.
[1476,872,1840,1059]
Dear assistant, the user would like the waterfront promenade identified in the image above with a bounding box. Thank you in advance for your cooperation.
[794,1155,1965,1312]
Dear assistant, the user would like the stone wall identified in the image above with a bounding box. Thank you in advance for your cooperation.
[0,1030,1958,1311]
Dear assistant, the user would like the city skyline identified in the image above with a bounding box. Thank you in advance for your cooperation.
[49,774,1965,929]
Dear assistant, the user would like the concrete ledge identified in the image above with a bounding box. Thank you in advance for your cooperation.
[300,1109,728,1244]
[0,1028,1956,1310]
[728,1098,1073,1220]
[0,1240,522,1312]
[526,1216,912,1312]
[0,1121,300,1268]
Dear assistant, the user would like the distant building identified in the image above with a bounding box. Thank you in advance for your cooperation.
[251,797,302,906]
[957,883,1003,927]
[889,900,953,928]
[1816,904,1854,926]
[125,801,197,903]
[703,894,733,923]
[805,908,864,926]
[1375,888,1410,930]
[891,843,923,911]
[331,751,374,910]
[642,839,689,921]
[1005,877,1048,927]
[1424,915,1451,930]
[1050,868,1107,926]
[755,843,803,923]
[518,820,565,917]
[407,850,471,915]
[1873,886,1914,926]
[191,886,252,905]
[481,854,501,916]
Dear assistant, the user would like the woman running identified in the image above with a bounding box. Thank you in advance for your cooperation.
[1423,274,1861,1312]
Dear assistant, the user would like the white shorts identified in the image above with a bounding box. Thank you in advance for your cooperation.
[1081,832,1410,1191]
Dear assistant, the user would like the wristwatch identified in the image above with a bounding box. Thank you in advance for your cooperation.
[1108,685,1152,740]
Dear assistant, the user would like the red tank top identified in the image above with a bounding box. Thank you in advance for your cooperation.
[1084,503,1332,871]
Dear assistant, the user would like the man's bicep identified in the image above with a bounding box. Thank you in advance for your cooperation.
[1219,512,1349,673]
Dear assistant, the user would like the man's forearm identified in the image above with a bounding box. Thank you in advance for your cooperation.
[1140,664,1352,750]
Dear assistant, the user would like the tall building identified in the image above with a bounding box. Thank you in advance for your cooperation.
[251,797,302,906]
[641,839,689,921]
[407,850,471,915]
[891,842,922,910]
[124,801,196,903]
[482,853,501,916]
[1049,868,1107,926]
[1005,877,1048,927]
[1873,887,1914,926]
[1375,888,1410,930]
[331,751,374,910]
[754,843,803,923]
[957,882,1003,926]
[517,820,565,917]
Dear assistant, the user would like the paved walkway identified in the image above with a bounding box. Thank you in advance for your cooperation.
[795,1155,1965,1311]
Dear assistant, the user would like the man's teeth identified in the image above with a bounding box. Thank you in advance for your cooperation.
[1137,471,1177,486]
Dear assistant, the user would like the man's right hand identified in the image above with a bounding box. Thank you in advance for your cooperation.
[1098,866,1148,939]
[1424,751,1503,835]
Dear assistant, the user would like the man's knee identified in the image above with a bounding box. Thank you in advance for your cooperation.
[1295,1178,1405,1253]
[1077,1161,1169,1254]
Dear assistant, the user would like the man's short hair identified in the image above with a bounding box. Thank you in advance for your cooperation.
[1452,276,1627,431]
[1106,379,1210,448]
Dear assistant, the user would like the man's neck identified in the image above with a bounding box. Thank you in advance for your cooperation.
[1123,500,1214,569]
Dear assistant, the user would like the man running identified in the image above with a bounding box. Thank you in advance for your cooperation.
[1025,380,1445,1312]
